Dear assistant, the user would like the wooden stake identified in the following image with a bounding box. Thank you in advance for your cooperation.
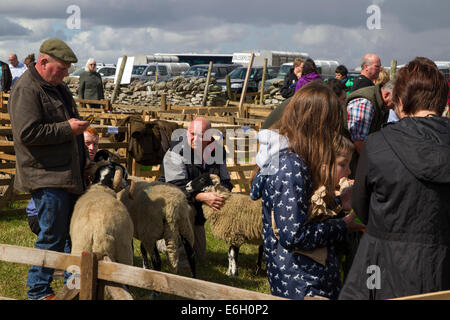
[390,59,397,80]
[202,61,214,106]
[225,74,232,100]
[238,53,255,118]
[259,58,268,105]
[160,93,167,111]
[79,251,100,300]
[111,55,127,104]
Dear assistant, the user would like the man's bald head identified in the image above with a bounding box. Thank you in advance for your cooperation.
[188,117,211,151]
[360,53,382,81]
[8,54,18,67]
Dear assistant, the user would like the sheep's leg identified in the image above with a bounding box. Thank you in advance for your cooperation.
[151,244,162,271]
[141,243,161,300]
[140,243,151,270]
[255,244,264,275]
[180,235,196,278]
[227,245,239,277]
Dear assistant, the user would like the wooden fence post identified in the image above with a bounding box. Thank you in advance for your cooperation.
[225,74,232,100]
[238,53,255,118]
[160,93,167,111]
[259,58,268,105]
[390,59,397,80]
[111,55,127,104]
[202,61,214,106]
[79,251,99,300]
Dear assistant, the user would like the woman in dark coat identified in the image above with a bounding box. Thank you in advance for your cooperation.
[339,57,450,300]
[78,58,104,108]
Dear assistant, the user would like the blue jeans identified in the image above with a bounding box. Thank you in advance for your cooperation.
[26,188,79,299]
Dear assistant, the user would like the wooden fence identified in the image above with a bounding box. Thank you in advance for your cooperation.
[0,93,268,213]
[0,244,288,300]
[1,244,449,300]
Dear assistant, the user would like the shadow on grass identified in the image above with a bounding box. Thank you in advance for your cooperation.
[129,239,269,300]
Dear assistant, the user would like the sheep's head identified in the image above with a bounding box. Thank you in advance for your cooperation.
[186,173,221,193]
[89,150,131,193]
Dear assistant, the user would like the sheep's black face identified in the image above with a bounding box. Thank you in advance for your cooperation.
[92,163,129,190]
[186,173,215,193]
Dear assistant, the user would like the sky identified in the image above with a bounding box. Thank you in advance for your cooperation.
[0,0,449,70]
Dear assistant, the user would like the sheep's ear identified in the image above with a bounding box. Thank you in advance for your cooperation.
[113,166,124,192]
[210,174,221,186]
[128,179,135,200]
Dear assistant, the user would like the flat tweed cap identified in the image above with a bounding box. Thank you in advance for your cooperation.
[39,38,78,63]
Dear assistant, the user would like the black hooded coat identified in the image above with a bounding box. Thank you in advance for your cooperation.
[339,116,450,300]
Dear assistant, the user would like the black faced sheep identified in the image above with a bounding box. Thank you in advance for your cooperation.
[70,155,134,266]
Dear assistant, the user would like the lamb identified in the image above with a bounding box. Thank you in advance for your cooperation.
[118,179,196,278]
[70,156,134,266]
[186,173,263,278]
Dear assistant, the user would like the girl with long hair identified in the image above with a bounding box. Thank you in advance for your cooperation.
[251,81,361,299]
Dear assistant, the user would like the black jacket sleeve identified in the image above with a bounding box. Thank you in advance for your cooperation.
[352,142,371,225]
[280,70,297,99]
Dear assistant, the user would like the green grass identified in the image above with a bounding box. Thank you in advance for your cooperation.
[0,203,270,300]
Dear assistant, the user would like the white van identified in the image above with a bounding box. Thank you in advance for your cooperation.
[313,60,339,80]
[131,62,190,82]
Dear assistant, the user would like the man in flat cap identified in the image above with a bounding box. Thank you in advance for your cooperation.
[8,38,90,300]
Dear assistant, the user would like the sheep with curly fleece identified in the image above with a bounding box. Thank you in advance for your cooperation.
[118,179,196,278]
[186,173,263,277]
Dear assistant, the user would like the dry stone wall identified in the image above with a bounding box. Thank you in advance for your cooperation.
[65,76,285,107]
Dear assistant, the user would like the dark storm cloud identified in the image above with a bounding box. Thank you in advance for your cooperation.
[2,0,449,32]
[0,17,31,37]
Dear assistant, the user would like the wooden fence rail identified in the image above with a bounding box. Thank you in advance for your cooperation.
[0,244,286,300]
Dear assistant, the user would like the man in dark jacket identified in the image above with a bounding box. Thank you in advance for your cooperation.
[351,54,381,92]
[280,58,304,99]
[0,60,12,92]
[159,117,233,262]
[8,38,89,300]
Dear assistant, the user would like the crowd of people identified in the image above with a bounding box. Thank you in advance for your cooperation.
[2,37,450,301]
[254,53,450,300]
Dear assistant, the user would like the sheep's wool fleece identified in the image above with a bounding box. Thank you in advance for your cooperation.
[203,187,262,247]
[118,180,195,272]
[70,184,134,265]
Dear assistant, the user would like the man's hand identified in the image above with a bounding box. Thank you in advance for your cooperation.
[195,192,225,211]
[68,118,90,136]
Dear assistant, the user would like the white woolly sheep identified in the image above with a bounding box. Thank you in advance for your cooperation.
[70,161,134,266]
[186,173,263,277]
[118,179,196,278]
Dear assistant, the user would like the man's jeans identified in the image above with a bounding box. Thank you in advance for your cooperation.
[26,188,79,300]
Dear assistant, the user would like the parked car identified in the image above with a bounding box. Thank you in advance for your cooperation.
[181,63,241,80]
[131,62,190,82]
[68,65,116,79]
[263,62,294,89]
[216,66,279,93]
[97,66,116,79]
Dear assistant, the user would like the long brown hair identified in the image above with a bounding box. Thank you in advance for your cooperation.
[278,81,343,207]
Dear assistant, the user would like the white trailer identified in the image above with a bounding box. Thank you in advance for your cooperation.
[233,50,309,67]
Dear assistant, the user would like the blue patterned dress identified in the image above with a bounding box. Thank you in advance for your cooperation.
[251,150,347,299]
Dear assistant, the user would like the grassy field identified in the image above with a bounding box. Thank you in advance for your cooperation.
[0,202,270,300]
